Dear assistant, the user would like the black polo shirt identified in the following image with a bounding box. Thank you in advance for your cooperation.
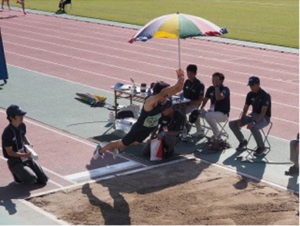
[1,123,26,159]
[159,109,185,134]
[183,78,205,101]
[245,88,271,118]
[205,85,230,115]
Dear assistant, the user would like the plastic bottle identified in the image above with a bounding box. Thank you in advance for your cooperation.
[141,83,147,93]
[108,111,115,123]
[180,92,184,101]
[147,88,152,97]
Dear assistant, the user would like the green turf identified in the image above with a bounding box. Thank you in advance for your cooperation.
[10,0,299,48]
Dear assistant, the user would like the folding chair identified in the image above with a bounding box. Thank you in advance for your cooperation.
[201,117,229,141]
[243,121,273,161]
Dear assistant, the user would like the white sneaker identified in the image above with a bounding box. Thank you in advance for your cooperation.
[113,149,119,160]
[93,144,104,160]
[191,131,204,138]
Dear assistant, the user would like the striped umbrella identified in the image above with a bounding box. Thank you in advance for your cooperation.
[129,12,228,68]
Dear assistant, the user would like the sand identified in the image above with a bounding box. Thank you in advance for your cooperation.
[30,159,299,225]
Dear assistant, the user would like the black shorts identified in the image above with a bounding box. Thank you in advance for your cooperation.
[121,124,154,146]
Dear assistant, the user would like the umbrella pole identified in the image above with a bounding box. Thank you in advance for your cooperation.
[178,38,181,69]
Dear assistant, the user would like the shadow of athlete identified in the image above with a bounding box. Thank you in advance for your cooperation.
[82,183,131,225]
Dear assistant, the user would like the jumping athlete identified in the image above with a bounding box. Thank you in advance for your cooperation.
[93,69,185,160]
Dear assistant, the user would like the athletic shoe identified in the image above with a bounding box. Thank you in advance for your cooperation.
[253,147,266,156]
[191,131,204,138]
[113,149,119,160]
[93,144,104,160]
[236,139,248,151]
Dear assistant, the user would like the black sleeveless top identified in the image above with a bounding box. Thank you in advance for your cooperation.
[133,100,168,133]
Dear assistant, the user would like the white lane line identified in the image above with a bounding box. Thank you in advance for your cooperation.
[4,31,300,83]
[4,64,299,126]
[65,161,144,182]
[5,44,300,99]
[20,200,70,225]
[1,22,298,76]
[3,15,299,64]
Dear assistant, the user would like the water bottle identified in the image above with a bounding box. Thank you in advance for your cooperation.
[180,92,184,101]
[141,83,147,93]
[108,111,115,123]
[147,88,152,97]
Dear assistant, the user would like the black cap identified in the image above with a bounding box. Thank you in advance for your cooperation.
[189,109,200,123]
[6,105,27,117]
[247,76,260,86]
[163,99,173,110]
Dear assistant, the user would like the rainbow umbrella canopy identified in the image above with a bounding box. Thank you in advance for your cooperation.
[129,12,228,68]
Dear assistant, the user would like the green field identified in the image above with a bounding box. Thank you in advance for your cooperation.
[10,0,299,48]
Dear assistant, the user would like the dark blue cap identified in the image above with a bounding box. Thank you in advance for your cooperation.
[247,76,260,86]
[163,99,173,110]
[6,105,27,117]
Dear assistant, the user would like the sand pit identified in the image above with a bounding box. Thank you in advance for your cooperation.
[30,159,299,225]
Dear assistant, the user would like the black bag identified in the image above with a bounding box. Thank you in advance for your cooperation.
[206,139,231,152]
[116,110,134,119]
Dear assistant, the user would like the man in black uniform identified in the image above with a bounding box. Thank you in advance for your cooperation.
[1,105,48,185]
[142,99,185,158]
[198,72,230,141]
[229,76,272,156]
[93,69,185,160]
[181,64,205,137]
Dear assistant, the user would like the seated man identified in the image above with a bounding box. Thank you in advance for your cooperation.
[56,0,71,14]
[285,133,299,176]
[181,64,205,137]
[229,76,272,156]
[93,69,185,160]
[142,99,185,158]
[1,105,48,185]
[198,72,230,141]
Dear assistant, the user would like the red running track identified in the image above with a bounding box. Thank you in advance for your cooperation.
[0,10,298,140]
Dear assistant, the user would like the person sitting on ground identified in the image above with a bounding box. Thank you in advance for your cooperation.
[93,69,185,160]
[56,0,71,14]
[16,0,26,15]
[285,133,299,176]
[197,72,230,142]
[229,76,272,156]
[1,0,11,10]
[181,64,205,138]
[142,99,185,159]
[1,105,48,185]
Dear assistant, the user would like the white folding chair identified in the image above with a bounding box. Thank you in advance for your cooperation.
[202,118,229,141]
